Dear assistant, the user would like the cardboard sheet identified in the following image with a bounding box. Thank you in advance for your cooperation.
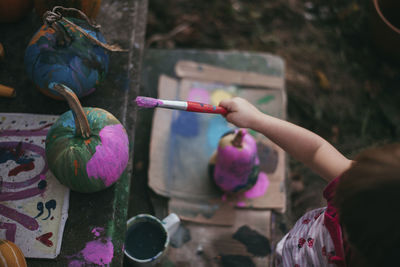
[0,113,69,258]
[148,61,286,225]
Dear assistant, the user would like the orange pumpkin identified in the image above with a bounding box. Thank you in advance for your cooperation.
[34,0,102,19]
[0,239,27,267]
[0,0,33,23]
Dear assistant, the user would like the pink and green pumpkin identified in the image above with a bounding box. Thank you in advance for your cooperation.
[211,129,259,193]
[45,83,129,193]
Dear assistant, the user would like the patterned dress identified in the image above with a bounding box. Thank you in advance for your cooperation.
[275,177,347,267]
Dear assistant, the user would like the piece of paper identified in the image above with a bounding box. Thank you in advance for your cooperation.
[0,113,70,258]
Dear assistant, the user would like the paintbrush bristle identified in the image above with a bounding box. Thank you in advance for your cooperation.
[135,96,163,108]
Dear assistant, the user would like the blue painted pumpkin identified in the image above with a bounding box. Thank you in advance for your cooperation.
[24,17,109,99]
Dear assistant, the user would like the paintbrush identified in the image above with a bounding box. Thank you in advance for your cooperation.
[135,96,227,115]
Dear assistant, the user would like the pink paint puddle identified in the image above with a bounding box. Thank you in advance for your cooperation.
[67,238,114,267]
[243,172,269,199]
[82,238,114,265]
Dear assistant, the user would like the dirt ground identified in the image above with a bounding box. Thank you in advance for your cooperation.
[144,0,400,228]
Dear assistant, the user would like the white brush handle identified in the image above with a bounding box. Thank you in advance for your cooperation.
[159,99,188,110]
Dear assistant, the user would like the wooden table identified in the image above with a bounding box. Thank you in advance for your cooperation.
[0,0,147,266]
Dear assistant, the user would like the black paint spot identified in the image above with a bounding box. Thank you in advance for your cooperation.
[38,180,47,189]
[257,142,278,173]
[220,254,255,267]
[233,225,271,257]
[170,224,191,248]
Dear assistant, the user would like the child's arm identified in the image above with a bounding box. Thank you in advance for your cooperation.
[219,97,353,182]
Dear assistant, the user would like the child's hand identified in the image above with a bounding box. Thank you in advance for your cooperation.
[219,97,263,129]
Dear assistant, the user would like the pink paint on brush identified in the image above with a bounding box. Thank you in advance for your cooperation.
[135,96,163,108]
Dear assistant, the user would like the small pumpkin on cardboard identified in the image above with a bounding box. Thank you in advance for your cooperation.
[0,239,27,267]
[209,129,260,193]
[45,83,129,193]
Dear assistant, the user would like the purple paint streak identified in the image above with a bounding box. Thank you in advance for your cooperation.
[86,124,129,186]
[68,260,85,267]
[0,222,17,242]
[0,123,53,137]
[0,187,45,201]
[214,130,259,192]
[135,96,163,108]
[0,204,39,231]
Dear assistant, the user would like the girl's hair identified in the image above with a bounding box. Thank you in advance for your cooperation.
[334,143,400,266]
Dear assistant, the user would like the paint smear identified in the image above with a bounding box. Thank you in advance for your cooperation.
[257,142,279,173]
[8,161,35,176]
[243,172,269,199]
[188,88,210,103]
[211,89,232,106]
[0,141,48,190]
[86,124,129,186]
[68,260,85,267]
[81,238,114,265]
[91,227,104,237]
[206,116,232,152]
[171,111,199,137]
[233,225,271,256]
[67,238,114,266]
[220,254,255,267]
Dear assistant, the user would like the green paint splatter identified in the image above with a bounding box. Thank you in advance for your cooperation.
[257,95,275,105]
[248,129,258,137]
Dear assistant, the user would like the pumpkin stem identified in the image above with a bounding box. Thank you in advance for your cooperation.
[43,6,127,52]
[51,83,91,139]
[232,129,244,148]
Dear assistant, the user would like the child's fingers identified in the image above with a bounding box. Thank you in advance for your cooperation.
[218,99,230,108]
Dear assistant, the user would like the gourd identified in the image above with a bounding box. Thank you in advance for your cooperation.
[0,239,27,267]
[24,6,109,99]
[45,83,129,193]
[210,129,259,193]
[34,0,102,19]
[0,0,33,23]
